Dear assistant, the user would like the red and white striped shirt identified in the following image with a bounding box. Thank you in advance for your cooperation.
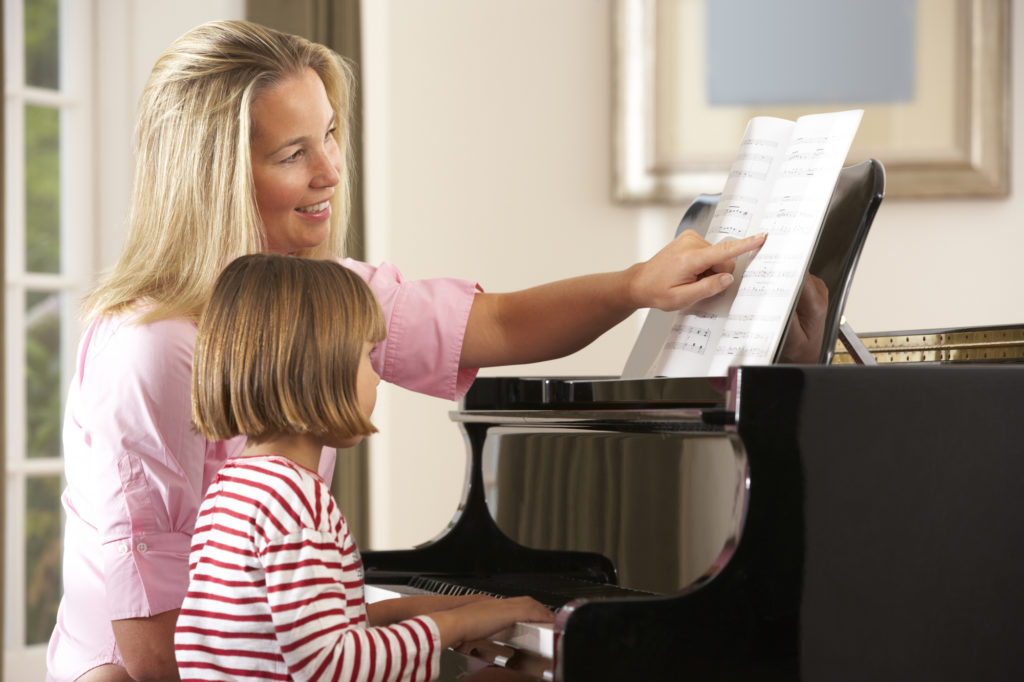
[174,455,441,681]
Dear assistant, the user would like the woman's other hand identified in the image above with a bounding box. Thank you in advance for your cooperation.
[777,273,829,364]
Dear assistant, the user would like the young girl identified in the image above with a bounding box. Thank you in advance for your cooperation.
[174,254,552,681]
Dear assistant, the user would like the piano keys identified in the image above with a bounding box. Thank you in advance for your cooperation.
[366,583,555,679]
[364,363,1024,681]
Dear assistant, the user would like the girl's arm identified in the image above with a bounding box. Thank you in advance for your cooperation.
[459,231,768,369]
[426,597,554,651]
[367,594,492,627]
[263,534,443,680]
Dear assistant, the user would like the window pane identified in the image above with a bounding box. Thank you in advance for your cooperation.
[25,0,61,89]
[25,475,64,645]
[25,104,61,273]
[25,291,63,459]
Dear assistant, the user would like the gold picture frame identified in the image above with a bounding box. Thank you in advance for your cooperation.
[613,0,1011,202]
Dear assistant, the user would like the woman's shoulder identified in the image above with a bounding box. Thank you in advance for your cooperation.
[78,311,197,382]
[87,310,195,351]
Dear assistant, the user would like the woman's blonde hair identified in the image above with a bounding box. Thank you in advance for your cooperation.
[85,20,354,323]
[192,254,385,445]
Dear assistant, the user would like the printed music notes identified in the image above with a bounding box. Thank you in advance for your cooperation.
[646,110,863,377]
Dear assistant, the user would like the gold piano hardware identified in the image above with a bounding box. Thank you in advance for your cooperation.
[831,326,1024,364]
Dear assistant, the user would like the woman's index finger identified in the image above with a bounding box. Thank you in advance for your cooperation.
[692,232,767,273]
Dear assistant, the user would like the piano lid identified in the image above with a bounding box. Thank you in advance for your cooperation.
[461,375,728,411]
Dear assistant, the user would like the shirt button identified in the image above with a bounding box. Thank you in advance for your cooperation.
[137,542,148,553]
[118,543,129,554]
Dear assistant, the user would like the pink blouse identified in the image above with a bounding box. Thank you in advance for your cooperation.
[45,260,479,681]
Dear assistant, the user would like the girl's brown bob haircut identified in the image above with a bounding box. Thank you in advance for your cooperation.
[192,254,385,445]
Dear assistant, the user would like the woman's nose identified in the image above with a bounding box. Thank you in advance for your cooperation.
[311,149,342,188]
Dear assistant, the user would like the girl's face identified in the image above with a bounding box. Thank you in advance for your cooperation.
[333,341,381,449]
[250,67,342,254]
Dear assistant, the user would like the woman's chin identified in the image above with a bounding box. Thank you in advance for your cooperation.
[266,233,330,255]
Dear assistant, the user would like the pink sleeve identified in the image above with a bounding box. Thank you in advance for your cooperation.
[341,258,481,400]
[73,317,215,619]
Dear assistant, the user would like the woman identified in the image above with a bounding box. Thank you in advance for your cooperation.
[46,20,814,682]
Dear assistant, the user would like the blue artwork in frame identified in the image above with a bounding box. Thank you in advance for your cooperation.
[707,0,916,107]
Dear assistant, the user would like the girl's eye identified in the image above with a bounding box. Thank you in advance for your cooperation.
[325,127,337,142]
[283,149,302,163]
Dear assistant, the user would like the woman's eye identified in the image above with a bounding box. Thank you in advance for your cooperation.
[325,127,337,142]
[283,150,302,162]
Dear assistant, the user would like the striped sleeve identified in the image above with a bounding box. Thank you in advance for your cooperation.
[175,456,441,681]
[262,526,440,681]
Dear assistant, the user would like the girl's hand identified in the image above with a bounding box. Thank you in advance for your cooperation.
[430,596,554,650]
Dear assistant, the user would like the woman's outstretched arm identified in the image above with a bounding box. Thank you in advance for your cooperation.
[460,230,768,369]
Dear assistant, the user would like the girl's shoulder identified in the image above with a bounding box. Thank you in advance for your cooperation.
[217,456,334,523]
[225,454,321,483]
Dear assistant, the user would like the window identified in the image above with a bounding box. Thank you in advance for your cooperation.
[4,0,92,675]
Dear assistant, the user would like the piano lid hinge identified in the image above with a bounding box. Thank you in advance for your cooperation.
[838,318,878,365]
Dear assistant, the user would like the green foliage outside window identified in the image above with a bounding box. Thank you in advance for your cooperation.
[25,292,62,460]
[20,0,64,647]
[21,158,65,644]
[26,476,63,644]
[26,0,60,89]
[25,105,60,274]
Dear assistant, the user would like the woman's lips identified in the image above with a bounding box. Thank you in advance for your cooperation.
[295,199,331,220]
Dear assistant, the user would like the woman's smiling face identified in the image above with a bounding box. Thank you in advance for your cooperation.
[250,67,342,254]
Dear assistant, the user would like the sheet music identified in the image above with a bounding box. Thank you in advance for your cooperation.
[646,110,863,377]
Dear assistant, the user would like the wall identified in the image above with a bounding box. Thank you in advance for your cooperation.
[361,0,1023,549]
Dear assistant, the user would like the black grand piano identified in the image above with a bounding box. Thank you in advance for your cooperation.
[362,162,1024,681]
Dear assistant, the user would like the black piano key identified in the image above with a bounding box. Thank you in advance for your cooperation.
[408,574,655,610]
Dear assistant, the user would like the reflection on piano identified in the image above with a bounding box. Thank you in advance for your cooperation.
[365,363,1024,681]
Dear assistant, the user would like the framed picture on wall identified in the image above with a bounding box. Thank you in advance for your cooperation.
[613,0,1011,202]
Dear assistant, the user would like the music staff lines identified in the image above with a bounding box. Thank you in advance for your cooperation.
[743,266,802,280]
[664,323,712,355]
[736,281,791,298]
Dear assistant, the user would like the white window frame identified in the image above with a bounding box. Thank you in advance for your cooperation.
[5,2,247,676]
[4,0,93,676]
